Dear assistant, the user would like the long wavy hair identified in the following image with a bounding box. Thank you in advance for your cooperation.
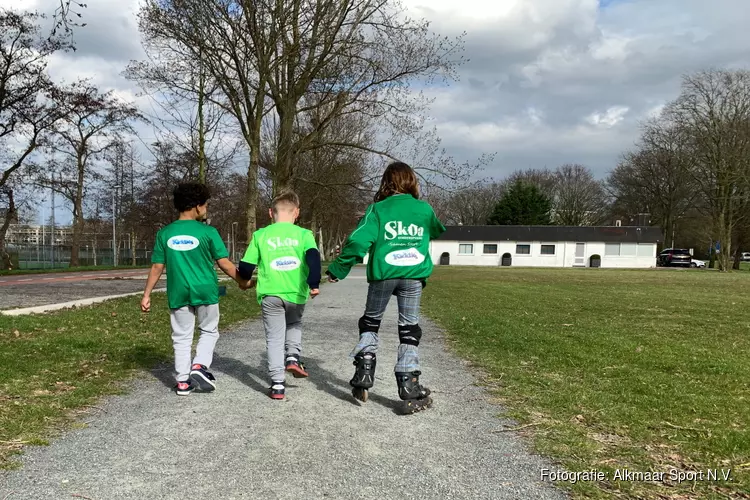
[373,161,420,203]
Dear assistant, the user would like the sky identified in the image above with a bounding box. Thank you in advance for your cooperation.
[4,0,750,223]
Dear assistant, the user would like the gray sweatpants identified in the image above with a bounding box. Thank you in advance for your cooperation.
[170,304,220,382]
[261,296,305,383]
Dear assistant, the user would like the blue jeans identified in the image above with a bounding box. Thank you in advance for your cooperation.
[351,279,422,373]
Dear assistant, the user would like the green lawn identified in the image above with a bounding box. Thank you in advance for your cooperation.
[422,267,750,500]
[0,286,259,468]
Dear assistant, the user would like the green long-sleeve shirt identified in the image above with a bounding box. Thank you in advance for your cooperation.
[328,194,446,282]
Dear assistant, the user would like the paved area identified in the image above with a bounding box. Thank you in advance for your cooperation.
[0,270,158,310]
[0,268,567,500]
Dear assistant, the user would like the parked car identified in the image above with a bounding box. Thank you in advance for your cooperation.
[691,258,706,268]
[657,248,693,267]
[741,252,750,262]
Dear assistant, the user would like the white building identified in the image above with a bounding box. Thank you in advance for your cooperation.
[428,225,662,269]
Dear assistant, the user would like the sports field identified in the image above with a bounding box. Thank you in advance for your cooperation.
[423,267,750,499]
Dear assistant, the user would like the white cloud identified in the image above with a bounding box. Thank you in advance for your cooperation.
[5,0,750,182]
[585,106,629,128]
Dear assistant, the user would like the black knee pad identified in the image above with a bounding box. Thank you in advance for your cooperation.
[398,324,422,346]
[358,315,381,334]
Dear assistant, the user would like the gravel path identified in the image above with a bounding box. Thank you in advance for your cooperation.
[0,268,567,500]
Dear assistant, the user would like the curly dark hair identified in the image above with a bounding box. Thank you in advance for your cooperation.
[173,183,211,212]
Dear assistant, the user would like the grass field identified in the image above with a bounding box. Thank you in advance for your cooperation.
[0,286,259,469]
[422,267,750,499]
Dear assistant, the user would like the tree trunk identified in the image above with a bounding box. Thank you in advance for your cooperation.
[69,160,86,267]
[716,211,733,272]
[131,232,137,266]
[274,107,296,195]
[0,188,16,270]
[245,154,258,238]
[732,229,744,270]
[69,201,84,267]
[197,54,207,184]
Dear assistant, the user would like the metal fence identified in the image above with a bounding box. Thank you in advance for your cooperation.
[5,244,152,270]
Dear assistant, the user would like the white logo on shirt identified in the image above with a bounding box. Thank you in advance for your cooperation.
[167,235,200,251]
[384,221,424,241]
[268,237,299,249]
[271,256,301,271]
[384,248,425,266]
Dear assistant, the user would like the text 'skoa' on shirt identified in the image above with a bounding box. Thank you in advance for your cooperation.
[241,222,318,305]
[151,220,229,310]
[328,194,446,281]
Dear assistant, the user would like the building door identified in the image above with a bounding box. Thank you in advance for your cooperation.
[501,253,512,266]
[574,242,586,267]
[439,252,450,265]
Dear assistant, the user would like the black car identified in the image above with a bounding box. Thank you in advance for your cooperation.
[657,248,692,267]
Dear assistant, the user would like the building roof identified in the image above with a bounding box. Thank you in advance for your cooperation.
[438,225,662,243]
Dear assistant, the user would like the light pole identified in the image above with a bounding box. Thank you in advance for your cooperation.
[112,184,122,267]
[231,222,238,262]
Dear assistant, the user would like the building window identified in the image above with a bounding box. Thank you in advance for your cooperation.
[483,244,498,254]
[541,244,555,255]
[637,244,653,257]
[605,243,620,256]
[459,244,473,255]
[516,244,531,255]
[621,243,637,256]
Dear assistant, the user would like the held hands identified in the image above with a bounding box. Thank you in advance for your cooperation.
[326,271,339,283]
[238,278,256,291]
[310,288,320,299]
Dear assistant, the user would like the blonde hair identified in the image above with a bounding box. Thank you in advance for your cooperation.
[271,191,300,214]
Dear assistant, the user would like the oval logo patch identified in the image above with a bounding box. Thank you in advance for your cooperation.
[167,235,200,252]
[384,248,425,267]
[271,256,301,271]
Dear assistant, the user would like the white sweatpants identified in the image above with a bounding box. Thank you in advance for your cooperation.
[170,304,220,382]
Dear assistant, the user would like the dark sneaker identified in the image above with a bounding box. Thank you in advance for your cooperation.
[190,364,216,392]
[176,380,195,396]
[285,355,308,378]
[269,382,285,400]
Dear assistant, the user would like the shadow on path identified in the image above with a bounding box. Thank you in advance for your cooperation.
[302,356,403,415]
[212,353,270,396]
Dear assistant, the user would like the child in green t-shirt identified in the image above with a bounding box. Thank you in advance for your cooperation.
[237,191,321,400]
[142,183,246,396]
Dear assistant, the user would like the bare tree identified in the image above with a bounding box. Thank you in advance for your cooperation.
[552,164,609,226]
[134,0,483,239]
[665,70,750,271]
[1,10,72,190]
[0,186,16,269]
[135,0,273,237]
[0,10,76,269]
[38,83,140,267]
[124,35,241,185]
[607,117,698,246]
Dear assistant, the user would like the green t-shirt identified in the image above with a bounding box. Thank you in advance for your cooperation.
[151,220,229,310]
[241,222,318,305]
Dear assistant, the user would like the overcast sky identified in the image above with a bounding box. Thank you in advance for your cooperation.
[5,0,750,221]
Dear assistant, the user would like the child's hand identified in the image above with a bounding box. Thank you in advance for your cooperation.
[310,288,320,298]
[326,271,339,283]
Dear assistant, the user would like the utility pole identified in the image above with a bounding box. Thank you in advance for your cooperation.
[113,184,121,266]
[50,185,55,268]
